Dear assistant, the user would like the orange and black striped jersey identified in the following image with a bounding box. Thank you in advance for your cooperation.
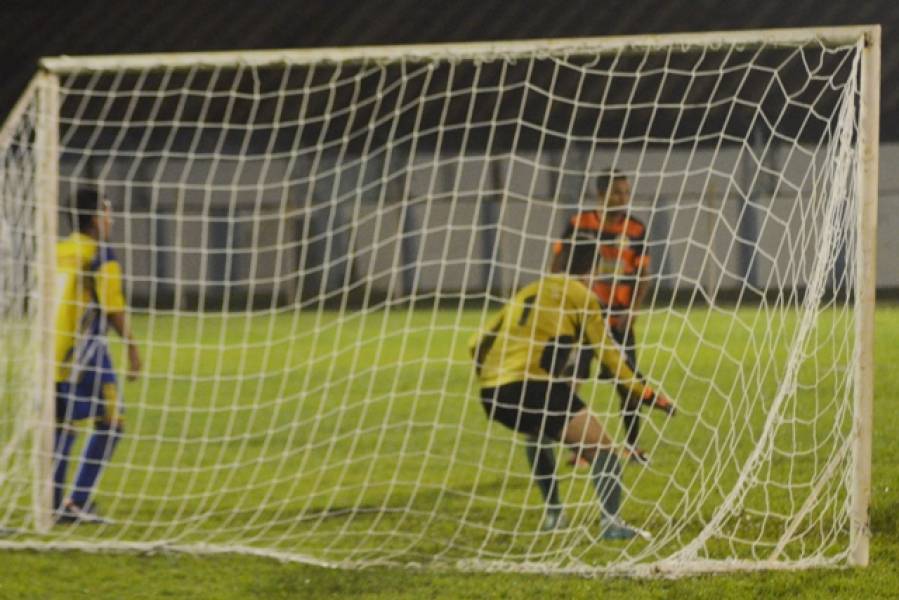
[553,210,650,316]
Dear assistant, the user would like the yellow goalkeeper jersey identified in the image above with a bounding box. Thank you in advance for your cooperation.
[469,274,648,397]
[55,232,126,382]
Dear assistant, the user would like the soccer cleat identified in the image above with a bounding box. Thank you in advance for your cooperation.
[601,522,637,540]
[600,517,639,540]
[55,500,108,525]
[622,447,650,465]
[541,508,568,531]
[601,517,653,541]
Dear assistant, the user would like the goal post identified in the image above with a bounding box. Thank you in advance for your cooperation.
[850,24,880,568]
[0,25,879,575]
[32,70,60,534]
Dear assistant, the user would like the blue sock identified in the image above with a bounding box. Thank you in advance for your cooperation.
[53,426,77,511]
[70,423,122,508]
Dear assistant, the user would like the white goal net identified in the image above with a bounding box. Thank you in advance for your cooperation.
[0,27,878,575]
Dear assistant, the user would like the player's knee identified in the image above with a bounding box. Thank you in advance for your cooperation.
[578,444,598,463]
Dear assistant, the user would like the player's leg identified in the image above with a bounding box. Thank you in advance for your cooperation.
[68,382,122,512]
[481,382,566,531]
[618,395,642,459]
[523,435,565,530]
[561,408,640,540]
[619,325,641,450]
[53,382,86,514]
[60,353,123,523]
[611,323,646,460]
[52,427,77,512]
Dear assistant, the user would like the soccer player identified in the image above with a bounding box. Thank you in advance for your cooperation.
[469,237,673,538]
[553,170,672,464]
[53,188,141,524]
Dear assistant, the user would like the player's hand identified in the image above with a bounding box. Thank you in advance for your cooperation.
[646,390,675,416]
[631,387,675,416]
[127,344,142,381]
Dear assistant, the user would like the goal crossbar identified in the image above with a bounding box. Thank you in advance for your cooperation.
[39,25,879,74]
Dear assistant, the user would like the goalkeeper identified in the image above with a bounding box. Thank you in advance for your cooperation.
[52,188,141,524]
[552,170,672,464]
[469,237,674,538]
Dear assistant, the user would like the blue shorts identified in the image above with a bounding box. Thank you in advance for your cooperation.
[55,350,121,423]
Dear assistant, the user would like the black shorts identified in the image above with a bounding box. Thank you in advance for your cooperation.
[479,380,586,440]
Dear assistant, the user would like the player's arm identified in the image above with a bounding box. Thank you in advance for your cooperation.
[589,324,648,401]
[574,284,664,404]
[96,259,142,380]
[107,311,141,380]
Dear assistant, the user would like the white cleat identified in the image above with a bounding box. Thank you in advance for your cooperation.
[55,501,109,525]
[541,509,569,531]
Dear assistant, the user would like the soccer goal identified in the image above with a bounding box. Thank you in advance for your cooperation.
[0,26,878,575]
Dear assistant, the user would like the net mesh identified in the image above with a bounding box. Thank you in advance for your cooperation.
[0,32,868,574]
[1,81,43,528]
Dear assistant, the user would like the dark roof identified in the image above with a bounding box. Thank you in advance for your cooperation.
[3,0,896,138]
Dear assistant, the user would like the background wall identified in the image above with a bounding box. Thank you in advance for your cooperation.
[58,138,881,309]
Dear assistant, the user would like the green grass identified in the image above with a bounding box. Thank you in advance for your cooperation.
[1,304,897,599]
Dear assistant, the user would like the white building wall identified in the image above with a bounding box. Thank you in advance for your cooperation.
[58,141,899,306]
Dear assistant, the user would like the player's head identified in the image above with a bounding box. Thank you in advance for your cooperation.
[596,169,630,212]
[72,187,112,239]
[556,233,598,276]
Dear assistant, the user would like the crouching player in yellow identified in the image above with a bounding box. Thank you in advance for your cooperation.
[53,188,141,524]
[469,238,673,538]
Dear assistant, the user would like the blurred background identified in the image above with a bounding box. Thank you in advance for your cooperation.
[1,0,895,308]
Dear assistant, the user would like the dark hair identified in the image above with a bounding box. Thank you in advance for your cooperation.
[555,233,597,275]
[595,168,627,194]
[72,188,101,232]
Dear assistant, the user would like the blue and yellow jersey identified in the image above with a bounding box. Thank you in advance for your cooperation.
[55,232,126,383]
[468,274,650,398]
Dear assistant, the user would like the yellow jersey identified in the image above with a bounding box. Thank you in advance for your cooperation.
[55,232,126,383]
[469,274,648,397]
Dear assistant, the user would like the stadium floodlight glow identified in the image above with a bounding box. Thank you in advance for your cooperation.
[0,25,878,575]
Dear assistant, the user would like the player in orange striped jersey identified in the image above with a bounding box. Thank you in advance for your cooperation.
[553,170,674,464]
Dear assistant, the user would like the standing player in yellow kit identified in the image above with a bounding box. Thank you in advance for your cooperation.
[53,188,141,523]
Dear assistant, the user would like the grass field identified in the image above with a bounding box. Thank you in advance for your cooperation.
[1,304,897,599]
